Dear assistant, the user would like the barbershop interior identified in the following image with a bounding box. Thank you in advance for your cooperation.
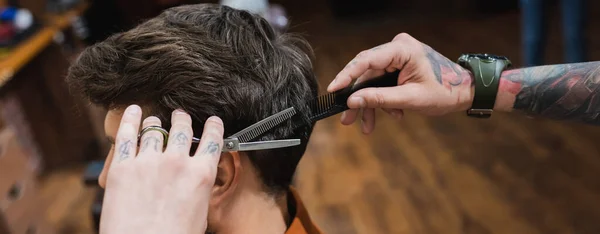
[1,0,600,233]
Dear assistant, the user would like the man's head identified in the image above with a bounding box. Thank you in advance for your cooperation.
[67,3,317,230]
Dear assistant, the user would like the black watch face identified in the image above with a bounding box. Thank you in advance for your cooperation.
[458,54,511,67]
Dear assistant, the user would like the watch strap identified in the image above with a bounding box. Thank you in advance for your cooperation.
[470,60,503,116]
[459,54,511,118]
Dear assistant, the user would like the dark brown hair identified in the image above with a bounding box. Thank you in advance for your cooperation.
[67,3,318,194]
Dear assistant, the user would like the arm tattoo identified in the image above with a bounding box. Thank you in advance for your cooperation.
[118,140,133,161]
[423,45,472,92]
[141,136,160,152]
[173,132,188,148]
[500,61,600,125]
[201,142,221,156]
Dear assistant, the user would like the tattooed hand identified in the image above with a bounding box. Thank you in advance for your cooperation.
[99,105,224,234]
[327,33,474,134]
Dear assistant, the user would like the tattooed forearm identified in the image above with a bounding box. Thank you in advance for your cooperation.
[118,140,133,161]
[498,61,600,125]
[423,45,472,92]
[201,142,220,156]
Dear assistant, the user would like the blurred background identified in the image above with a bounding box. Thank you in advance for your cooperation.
[0,0,599,233]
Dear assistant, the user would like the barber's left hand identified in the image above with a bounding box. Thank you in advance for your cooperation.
[327,33,474,134]
[99,105,224,234]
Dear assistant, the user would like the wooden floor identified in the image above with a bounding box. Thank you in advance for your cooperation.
[39,1,600,233]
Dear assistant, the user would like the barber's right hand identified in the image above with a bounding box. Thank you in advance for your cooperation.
[327,33,475,134]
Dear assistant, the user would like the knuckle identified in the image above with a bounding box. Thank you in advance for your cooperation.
[393,33,408,41]
[203,126,224,138]
[398,32,412,40]
[184,127,195,136]
[172,112,192,123]
[115,135,135,146]
[394,33,418,45]
[364,90,386,107]
[188,159,216,176]
[197,175,215,187]
[374,92,386,107]
[171,123,193,132]
[195,166,217,186]
[121,111,140,122]
[117,123,137,137]
[162,159,186,175]
[205,119,224,131]
[202,131,223,142]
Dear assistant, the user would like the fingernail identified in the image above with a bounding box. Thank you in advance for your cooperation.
[340,111,347,121]
[127,105,141,115]
[349,97,366,108]
[174,109,187,115]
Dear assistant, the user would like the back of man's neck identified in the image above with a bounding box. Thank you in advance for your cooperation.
[222,190,290,234]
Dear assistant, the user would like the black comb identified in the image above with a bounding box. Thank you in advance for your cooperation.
[192,107,298,145]
[308,70,400,122]
[227,107,297,143]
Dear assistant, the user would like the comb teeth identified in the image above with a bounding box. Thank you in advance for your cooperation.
[311,93,334,115]
[308,92,347,122]
[306,70,401,124]
[232,107,297,143]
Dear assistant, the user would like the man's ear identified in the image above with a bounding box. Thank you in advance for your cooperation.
[211,151,242,204]
[98,146,115,188]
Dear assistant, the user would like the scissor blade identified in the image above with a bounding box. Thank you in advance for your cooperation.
[227,107,297,143]
[233,139,301,152]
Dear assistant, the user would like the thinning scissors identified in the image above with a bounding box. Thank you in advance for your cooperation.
[184,107,300,152]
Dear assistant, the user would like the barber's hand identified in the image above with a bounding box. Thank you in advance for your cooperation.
[99,105,224,234]
[327,33,474,134]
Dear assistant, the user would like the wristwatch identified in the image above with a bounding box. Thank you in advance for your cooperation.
[457,54,511,118]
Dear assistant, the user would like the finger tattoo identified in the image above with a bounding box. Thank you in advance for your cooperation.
[141,136,161,152]
[201,142,221,156]
[118,140,133,161]
[173,132,188,147]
